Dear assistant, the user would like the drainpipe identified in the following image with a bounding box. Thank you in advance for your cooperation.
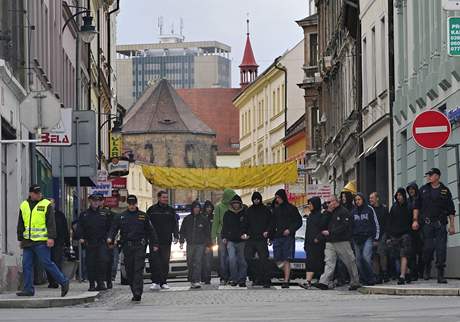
[275,60,288,160]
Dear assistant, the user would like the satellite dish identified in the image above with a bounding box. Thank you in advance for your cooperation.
[20,90,61,133]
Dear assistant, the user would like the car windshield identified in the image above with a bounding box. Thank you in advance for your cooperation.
[295,219,306,240]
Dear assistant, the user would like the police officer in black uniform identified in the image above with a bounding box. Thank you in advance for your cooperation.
[78,193,112,291]
[412,168,456,283]
[108,195,159,302]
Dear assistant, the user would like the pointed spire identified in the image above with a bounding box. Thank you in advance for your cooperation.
[239,18,258,88]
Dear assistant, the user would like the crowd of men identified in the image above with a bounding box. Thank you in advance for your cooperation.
[15,167,456,302]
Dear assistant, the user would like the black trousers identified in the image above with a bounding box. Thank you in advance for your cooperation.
[244,240,271,284]
[149,244,171,285]
[86,242,109,283]
[187,244,205,283]
[123,244,146,298]
[106,248,114,283]
[409,230,424,277]
[46,244,64,285]
[422,221,448,269]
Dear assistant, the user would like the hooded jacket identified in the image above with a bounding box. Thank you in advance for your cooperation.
[387,188,412,237]
[211,189,236,242]
[371,203,388,239]
[221,195,247,242]
[340,191,354,212]
[179,201,211,245]
[272,189,303,238]
[324,205,353,243]
[245,192,273,241]
[406,182,419,213]
[304,197,326,247]
[351,192,380,241]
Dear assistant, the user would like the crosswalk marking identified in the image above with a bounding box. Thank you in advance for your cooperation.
[147,285,304,292]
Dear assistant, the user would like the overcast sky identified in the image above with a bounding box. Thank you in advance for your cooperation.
[117,0,309,87]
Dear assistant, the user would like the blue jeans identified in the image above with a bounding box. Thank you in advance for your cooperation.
[353,237,376,285]
[226,241,247,283]
[23,244,68,294]
[218,237,229,281]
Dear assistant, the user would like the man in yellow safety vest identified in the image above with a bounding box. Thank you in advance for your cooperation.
[16,184,69,297]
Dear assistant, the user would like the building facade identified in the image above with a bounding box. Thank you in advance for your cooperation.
[116,38,232,109]
[234,36,305,204]
[392,0,460,277]
[310,0,361,195]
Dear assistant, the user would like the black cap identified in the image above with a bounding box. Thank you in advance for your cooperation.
[89,193,103,201]
[29,184,41,193]
[127,194,138,204]
[425,168,441,176]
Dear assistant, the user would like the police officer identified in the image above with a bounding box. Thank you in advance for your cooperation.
[108,195,159,302]
[78,193,112,291]
[412,168,456,283]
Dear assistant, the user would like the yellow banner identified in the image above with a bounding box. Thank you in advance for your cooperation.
[141,162,298,190]
[110,131,122,158]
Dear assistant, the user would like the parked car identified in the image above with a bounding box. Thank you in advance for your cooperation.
[268,218,307,279]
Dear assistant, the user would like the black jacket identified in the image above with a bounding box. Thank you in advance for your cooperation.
[222,208,247,242]
[245,194,272,241]
[371,204,389,238]
[55,210,70,247]
[387,188,412,238]
[304,197,326,247]
[78,207,112,244]
[179,213,211,245]
[325,205,353,243]
[415,182,455,224]
[109,209,159,246]
[147,203,179,245]
[406,182,419,214]
[272,190,302,238]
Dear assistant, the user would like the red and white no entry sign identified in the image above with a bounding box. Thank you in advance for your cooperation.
[412,110,452,149]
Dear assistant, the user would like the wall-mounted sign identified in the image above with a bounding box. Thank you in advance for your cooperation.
[448,17,460,56]
[88,181,112,197]
[110,130,122,158]
[307,184,332,201]
[108,158,129,177]
[447,107,460,123]
[111,177,127,189]
[443,0,460,11]
[97,169,108,182]
[38,108,72,146]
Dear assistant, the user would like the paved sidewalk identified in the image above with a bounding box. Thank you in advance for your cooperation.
[0,281,99,308]
[360,279,460,296]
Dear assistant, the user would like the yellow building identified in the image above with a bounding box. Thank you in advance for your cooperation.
[233,34,305,204]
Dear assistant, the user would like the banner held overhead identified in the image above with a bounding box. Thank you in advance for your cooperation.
[141,162,298,190]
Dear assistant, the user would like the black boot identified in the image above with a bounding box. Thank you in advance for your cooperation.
[96,281,107,291]
[437,268,447,284]
[88,281,96,292]
[106,281,113,289]
[382,271,390,283]
[423,265,431,280]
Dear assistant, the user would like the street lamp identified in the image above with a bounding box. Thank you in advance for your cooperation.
[79,15,98,44]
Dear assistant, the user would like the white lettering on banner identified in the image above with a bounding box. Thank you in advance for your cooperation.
[88,182,112,197]
[307,184,332,201]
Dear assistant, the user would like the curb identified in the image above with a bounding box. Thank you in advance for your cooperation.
[359,286,460,296]
[0,292,100,309]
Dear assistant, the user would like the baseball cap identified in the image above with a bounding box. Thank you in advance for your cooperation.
[29,184,41,193]
[89,193,103,201]
[127,194,138,204]
[425,168,441,176]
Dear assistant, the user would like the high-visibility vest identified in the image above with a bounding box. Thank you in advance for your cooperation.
[20,199,51,241]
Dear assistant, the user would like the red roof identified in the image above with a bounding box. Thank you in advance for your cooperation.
[176,88,241,155]
[239,34,258,68]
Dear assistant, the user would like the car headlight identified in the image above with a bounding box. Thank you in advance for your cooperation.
[212,244,218,252]
[171,250,186,261]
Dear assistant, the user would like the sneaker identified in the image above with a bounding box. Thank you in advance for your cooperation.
[150,283,161,291]
[16,291,34,297]
[397,277,405,285]
[131,295,141,302]
[300,281,311,289]
[190,283,201,289]
[160,283,170,290]
[96,282,107,291]
[48,283,59,289]
[106,281,113,289]
[238,282,247,287]
[230,281,238,287]
[219,279,228,286]
[348,284,361,291]
[281,282,290,289]
[61,281,70,297]
[313,283,329,290]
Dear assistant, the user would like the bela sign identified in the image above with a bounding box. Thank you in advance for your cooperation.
[38,108,72,146]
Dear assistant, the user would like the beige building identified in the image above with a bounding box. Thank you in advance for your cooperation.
[234,38,305,204]
[127,165,153,212]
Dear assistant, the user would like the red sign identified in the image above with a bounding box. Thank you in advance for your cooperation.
[104,197,119,208]
[412,110,451,150]
[110,177,127,189]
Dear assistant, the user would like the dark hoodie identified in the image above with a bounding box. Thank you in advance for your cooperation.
[304,197,326,247]
[272,189,303,238]
[387,188,412,237]
[179,201,211,245]
[351,192,380,241]
[406,182,419,213]
[221,195,247,242]
[245,192,273,241]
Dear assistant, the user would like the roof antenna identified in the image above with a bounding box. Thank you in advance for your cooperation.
[158,16,164,35]
[246,13,250,36]
[180,17,184,36]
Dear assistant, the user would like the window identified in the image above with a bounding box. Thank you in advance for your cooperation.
[309,33,318,66]
[380,17,386,92]
[281,84,285,111]
[277,88,281,113]
[362,37,368,105]
[272,91,276,116]
[248,110,251,132]
[371,27,377,99]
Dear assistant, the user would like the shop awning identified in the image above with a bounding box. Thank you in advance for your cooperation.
[357,138,386,160]
[141,162,298,190]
